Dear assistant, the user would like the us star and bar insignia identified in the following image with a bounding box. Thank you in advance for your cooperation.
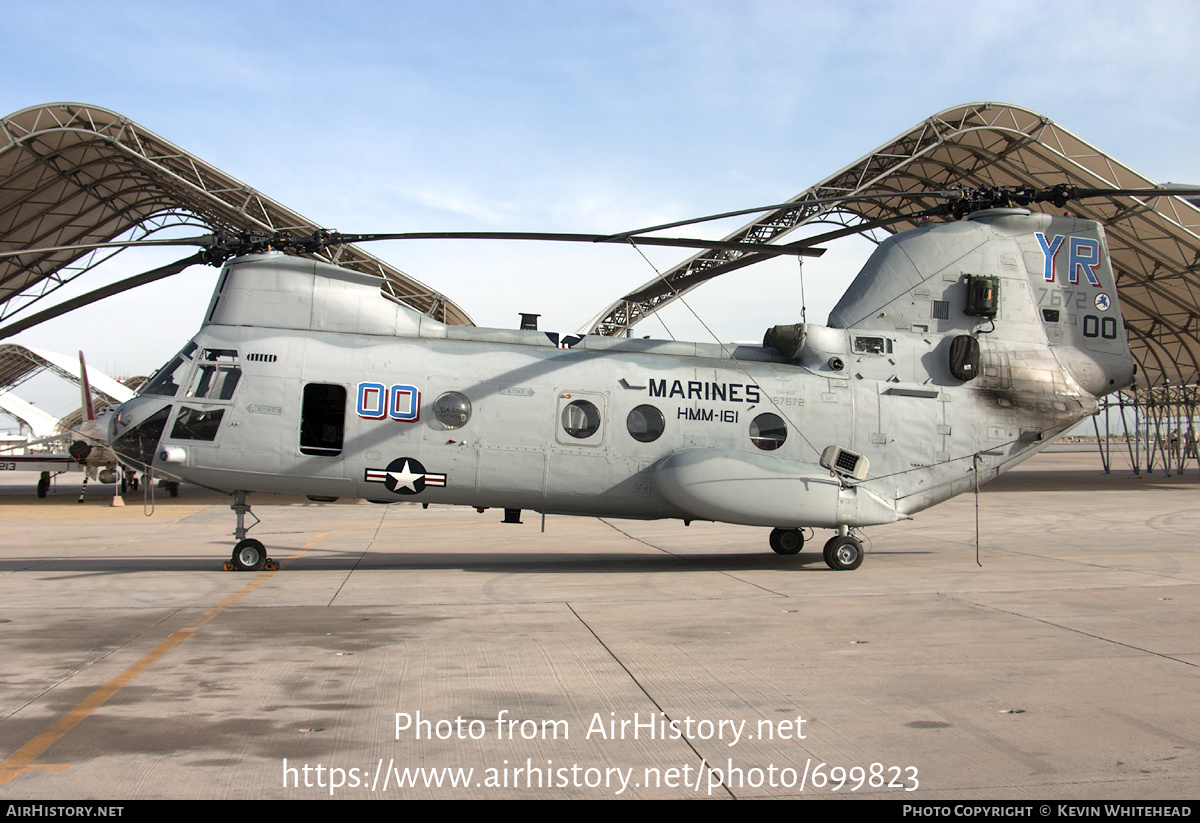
[364,457,447,495]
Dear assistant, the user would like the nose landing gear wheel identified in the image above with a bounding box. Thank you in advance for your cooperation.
[769,527,805,555]
[823,535,863,570]
[232,539,268,572]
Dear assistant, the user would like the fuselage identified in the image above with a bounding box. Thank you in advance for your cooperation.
[111,209,1134,532]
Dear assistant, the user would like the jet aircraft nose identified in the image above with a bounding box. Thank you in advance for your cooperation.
[107,402,129,442]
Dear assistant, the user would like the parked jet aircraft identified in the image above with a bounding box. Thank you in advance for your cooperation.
[0,353,141,497]
[95,189,1137,571]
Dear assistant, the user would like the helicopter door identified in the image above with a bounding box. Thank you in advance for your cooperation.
[470,363,552,497]
[873,386,940,492]
[547,390,611,500]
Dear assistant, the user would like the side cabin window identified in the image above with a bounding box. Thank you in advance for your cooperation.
[750,413,787,451]
[626,404,665,443]
[852,336,891,355]
[561,399,601,439]
[300,383,346,457]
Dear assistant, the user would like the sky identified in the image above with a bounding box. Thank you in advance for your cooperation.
[2,0,1198,423]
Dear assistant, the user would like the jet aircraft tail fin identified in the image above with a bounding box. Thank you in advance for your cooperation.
[78,351,97,422]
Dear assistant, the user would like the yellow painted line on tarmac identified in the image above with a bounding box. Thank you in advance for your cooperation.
[0,528,342,787]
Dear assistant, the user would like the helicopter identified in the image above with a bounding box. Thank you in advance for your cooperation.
[3,184,1154,571]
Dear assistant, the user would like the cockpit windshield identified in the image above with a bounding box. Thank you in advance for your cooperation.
[141,341,198,397]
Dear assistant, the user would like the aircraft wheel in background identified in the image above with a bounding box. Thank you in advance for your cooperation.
[769,527,804,555]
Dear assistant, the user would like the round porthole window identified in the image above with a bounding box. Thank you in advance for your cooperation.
[433,391,472,429]
[749,412,787,451]
[626,404,665,442]
[562,399,601,439]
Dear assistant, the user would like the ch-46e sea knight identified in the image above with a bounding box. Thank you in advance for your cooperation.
[62,185,1149,571]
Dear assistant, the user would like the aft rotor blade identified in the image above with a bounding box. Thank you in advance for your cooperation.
[600,191,965,241]
[0,251,209,341]
[1073,186,1200,200]
[332,231,826,258]
[603,185,1200,246]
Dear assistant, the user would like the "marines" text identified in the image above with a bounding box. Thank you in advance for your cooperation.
[649,379,761,403]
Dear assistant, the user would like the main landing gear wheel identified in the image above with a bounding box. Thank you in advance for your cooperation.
[823,535,863,571]
[769,528,804,555]
[37,472,50,499]
[232,539,268,572]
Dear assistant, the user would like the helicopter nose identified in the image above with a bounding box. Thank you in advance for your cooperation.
[109,396,173,470]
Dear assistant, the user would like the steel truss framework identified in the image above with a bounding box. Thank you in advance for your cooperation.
[1095,386,1199,478]
[0,342,133,403]
[588,103,1200,399]
[0,103,473,326]
[0,341,135,435]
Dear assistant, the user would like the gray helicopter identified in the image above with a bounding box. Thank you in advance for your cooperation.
[99,189,1137,572]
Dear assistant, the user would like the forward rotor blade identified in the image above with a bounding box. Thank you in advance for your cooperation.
[332,231,826,258]
[0,235,215,259]
[0,251,208,341]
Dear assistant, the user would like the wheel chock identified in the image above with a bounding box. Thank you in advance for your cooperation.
[222,559,277,571]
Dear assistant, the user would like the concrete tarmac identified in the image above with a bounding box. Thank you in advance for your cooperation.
[0,452,1197,799]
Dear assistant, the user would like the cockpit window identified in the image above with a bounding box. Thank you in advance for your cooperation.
[189,365,241,400]
[143,356,189,397]
[187,350,241,401]
[170,406,225,441]
[143,342,200,397]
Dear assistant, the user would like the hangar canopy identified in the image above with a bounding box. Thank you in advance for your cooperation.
[0,103,473,327]
[0,343,136,435]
